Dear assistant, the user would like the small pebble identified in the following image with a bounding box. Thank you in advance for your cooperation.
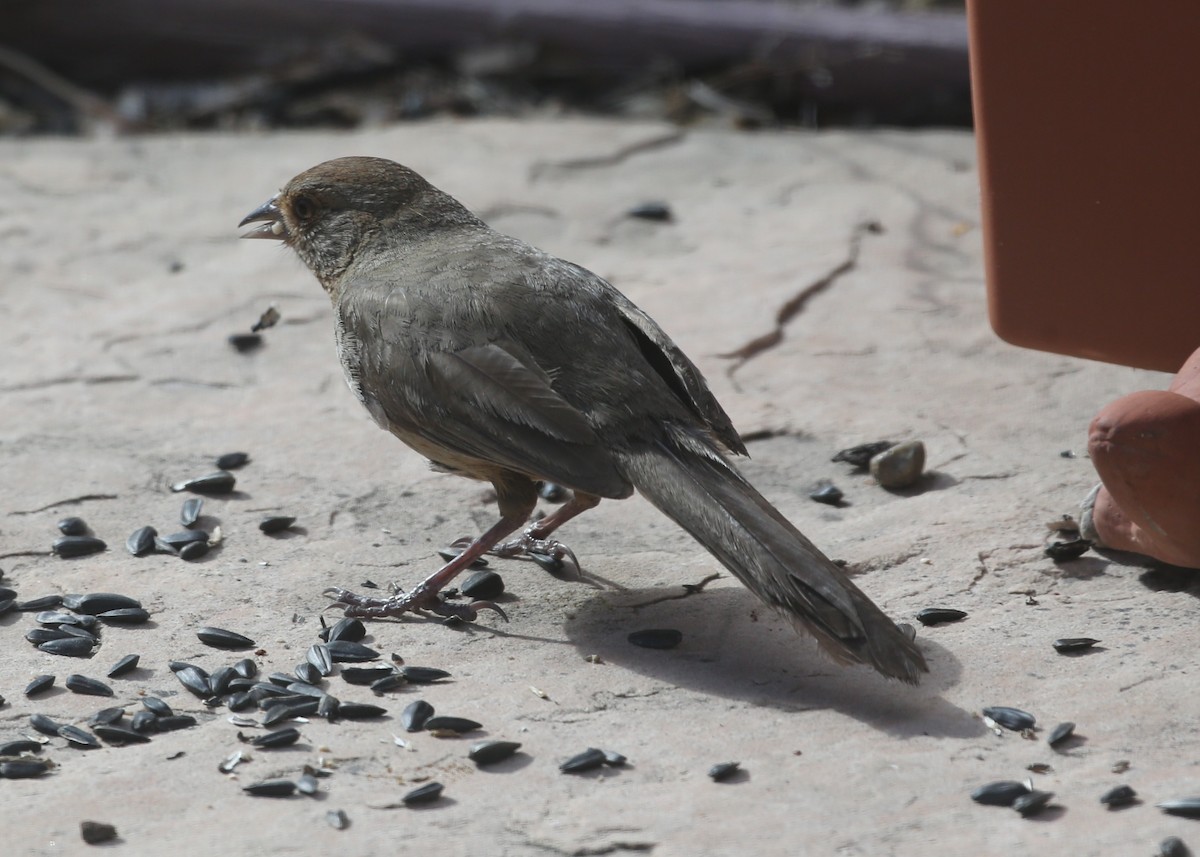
[80,821,118,845]
[259,516,296,534]
[708,761,740,782]
[216,452,249,469]
[809,483,844,506]
[983,706,1036,731]
[402,782,443,805]
[869,440,925,489]
[1047,721,1075,747]
[57,517,88,536]
[916,608,967,626]
[1099,784,1137,808]
[626,201,673,222]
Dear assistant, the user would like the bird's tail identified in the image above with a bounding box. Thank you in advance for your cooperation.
[614,438,927,683]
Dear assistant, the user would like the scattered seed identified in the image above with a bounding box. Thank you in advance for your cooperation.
[293,663,321,686]
[251,305,280,332]
[323,617,366,643]
[916,608,967,626]
[79,820,118,844]
[336,702,388,720]
[216,452,249,470]
[970,781,1031,807]
[1100,784,1137,808]
[327,809,349,830]
[171,471,236,495]
[228,332,263,353]
[180,497,204,527]
[30,713,63,736]
[1012,790,1054,816]
[0,739,43,755]
[341,666,395,685]
[125,526,157,556]
[17,594,64,611]
[129,711,158,733]
[402,700,435,732]
[626,201,673,222]
[259,516,296,534]
[63,593,142,614]
[1159,798,1200,819]
[627,629,683,650]
[461,570,505,600]
[175,665,212,697]
[98,608,151,625]
[368,674,405,694]
[1159,837,1192,857]
[0,760,51,779]
[318,694,340,720]
[708,761,740,782]
[88,707,125,726]
[93,725,150,745]
[57,517,88,536]
[210,666,238,696]
[983,706,1036,731]
[37,610,98,628]
[59,624,99,640]
[158,530,208,549]
[58,724,101,749]
[560,748,607,773]
[1047,721,1075,746]
[306,643,334,676]
[527,551,564,574]
[38,637,95,657]
[180,541,209,561]
[243,778,296,797]
[286,681,326,698]
[468,740,521,765]
[326,640,380,663]
[402,782,443,805]
[1053,637,1100,653]
[233,658,258,679]
[832,440,896,468]
[400,665,450,683]
[52,536,107,558]
[25,675,55,696]
[423,716,481,734]
[436,545,488,568]
[262,698,320,726]
[142,697,173,717]
[154,714,197,732]
[1045,539,1091,561]
[251,727,301,748]
[197,626,255,649]
[65,674,114,697]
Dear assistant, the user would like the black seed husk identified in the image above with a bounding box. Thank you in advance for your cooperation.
[423,716,481,734]
[158,530,208,548]
[233,658,258,679]
[243,779,296,797]
[708,761,740,781]
[98,607,151,625]
[259,516,296,534]
[227,692,255,711]
[0,760,51,779]
[527,551,564,574]
[63,592,142,614]
[461,570,505,600]
[267,671,295,687]
[468,740,521,765]
[65,674,113,697]
[52,535,106,558]
[402,782,443,805]
[58,724,101,748]
[810,484,844,505]
[306,643,334,676]
[1100,784,1137,808]
[171,470,236,495]
[970,781,1031,807]
[626,201,673,222]
[602,750,627,766]
[1045,538,1091,561]
[1048,721,1075,746]
[37,610,98,628]
[175,665,212,697]
[209,666,237,696]
[80,821,117,844]
[18,594,64,611]
[216,452,249,470]
[126,526,157,556]
[38,637,95,657]
[27,628,68,644]
[251,727,301,748]
[1159,798,1200,819]
[325,640,380,663]
[180,497,204,527]
[402,700,435,732]
[88,707,124,726]
[437,546,488,568]
[560,748,607,773]
[154,715,197,732]
[153,538,179,556]
[129,711,159,733]
[400,665,450,683]
[832,440,896,469]
[627,629,683,650]
[262,698,320,726]
[1053,637,1100,653]
[335,702,387,719]
[93,724,150,745]
[1159,837,1192,857]
[142,697,172,717]
[294,662,322,685]
[0,739,43,755]
[180,540,209,561]
[57,516,88,536]
[197,626,255,649]
[370,674,406,693]
[341,666,395,685]
[1013,790,1054,816]
[324,617,366,643]
[983,706,1036,731]
[916,608,967,626]
[25,675,55,696]
[286,681,326,698]
[30,713,63,736]
[318,694,340,720]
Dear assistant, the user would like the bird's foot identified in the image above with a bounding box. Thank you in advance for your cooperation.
[487,531,580,576]
[324,585,507,623]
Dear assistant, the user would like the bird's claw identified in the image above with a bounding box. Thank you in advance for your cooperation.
[323,585,505,623]
[491,533,580,576]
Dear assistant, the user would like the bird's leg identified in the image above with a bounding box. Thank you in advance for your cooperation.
[489,491,601,574]
[326,477,537,622]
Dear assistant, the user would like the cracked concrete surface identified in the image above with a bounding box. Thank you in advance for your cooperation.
[0,120,1195,856]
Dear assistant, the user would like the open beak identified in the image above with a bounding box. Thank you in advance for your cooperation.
[239,195,286,240]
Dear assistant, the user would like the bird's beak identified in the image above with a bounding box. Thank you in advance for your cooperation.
[238,195,287,240]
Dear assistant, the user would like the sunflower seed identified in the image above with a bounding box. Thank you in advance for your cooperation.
[25,675,54,696]
[810,483,844,505]
[0,760,51,779]
[98,607,151,625]
[140,697,171,717]
[171,471,236,495]
[325,640,380,663]
[251,727,301,748]
[129,711,158,733]
[197,626,255,649]
[175,665,212,697]
[26,628,67,644]
[228,332,263,353]
[30,713,63,736]
[916,608,967,626]
[209,666,238,696]
[37,610,98,628]
[423,716,481,734]
[17,594,64,611]
[461,570,504,600]
[1100,784,1137,808]
[233,658,258,679]
[1047,721,1075,746]
[370,674,407,693]
[1012,790,1054,816]
[226,691,254,711]
[126,526,157,556]
[1045,539,1090,561]
[58,724,101,749]
[626,201,673,222]
[39,637,96,657]
[262,698,320,726]
[65,674,113,697]
[527,551,564,574]
[317,694,340,720]
[158,530,208,549]
[341,666,395,685]
[216,452,249,470]
[63,593,142,614]
[180,541,209,561]
[293,663,321,685]
[322,617,366,643]
[259,516,296,534]
[560,748,607,773]
[708,761,740,782]
[154,715,197,732]
[88,707,125,726]
[833,440,896,468]
[57,516,89,536]
[402,700,435,732]
[52,536,106,558]
[180,497,204,527]
[1159,837,1192,857]
[327,809,349,830]
[400,666,450,683]
[93,724,150,745]
[437,546,488,568]
[970,781,1031,806]
[1159,797,1200,818]
[267,672,295,687]
[80,821,118,844]
[402,782,443,805]
[982,706,1036,731]
[468,740,521,765]
[0,739,43,755]
[0,597,14,618]
[306,643,334,676]
[1053,637,1100,653]
[627,629,683,650]
[602,750,627,766]
[243,778,296,797]
[335,703,387,720]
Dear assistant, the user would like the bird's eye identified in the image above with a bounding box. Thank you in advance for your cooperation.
[292,195,317,222]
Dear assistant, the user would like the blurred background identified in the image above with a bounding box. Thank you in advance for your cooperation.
[0,0,969,136]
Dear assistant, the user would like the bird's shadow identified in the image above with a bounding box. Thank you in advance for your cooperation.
[561,584,979,740]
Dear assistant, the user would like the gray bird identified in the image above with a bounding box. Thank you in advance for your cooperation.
[240,157,926,683]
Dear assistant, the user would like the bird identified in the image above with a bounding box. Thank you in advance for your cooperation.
[240,156,927,683]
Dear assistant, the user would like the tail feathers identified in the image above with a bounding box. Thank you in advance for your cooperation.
[616,440,927,684]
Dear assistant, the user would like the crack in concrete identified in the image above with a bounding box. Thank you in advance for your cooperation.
[529,130,686,180]
[10,493,119,515]
[0,374,140,393]
[720,220,880,378]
